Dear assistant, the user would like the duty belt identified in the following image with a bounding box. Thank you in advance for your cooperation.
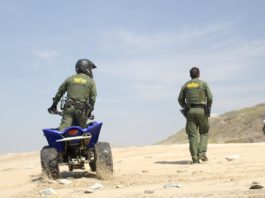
[64,97,86,109]
[190,104,205,108]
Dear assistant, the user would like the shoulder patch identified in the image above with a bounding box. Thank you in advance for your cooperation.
[73,77,87,84]
[186,82,199,88]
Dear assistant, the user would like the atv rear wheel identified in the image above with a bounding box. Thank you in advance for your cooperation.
[94,142,113,179]
[40,146,60,179]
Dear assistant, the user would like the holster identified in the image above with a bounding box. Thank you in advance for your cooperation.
[82,101,93,116]
[204,104,211,117]
[180,104,190,118]
[62,98,74,109]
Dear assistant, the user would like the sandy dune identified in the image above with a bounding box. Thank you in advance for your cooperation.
[1,143,265,198]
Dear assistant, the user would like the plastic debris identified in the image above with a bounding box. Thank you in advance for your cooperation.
[57,179,72,185]
[85,182,104,193]
[163,182,182,188]
[39,188,57,197]
[225,154,240,161]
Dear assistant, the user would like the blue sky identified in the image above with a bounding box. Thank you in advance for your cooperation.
[0,0,265,153]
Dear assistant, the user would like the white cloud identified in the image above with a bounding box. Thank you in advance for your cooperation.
[98,21,236,55]
[33,48,58,60]
[97,23,265,107]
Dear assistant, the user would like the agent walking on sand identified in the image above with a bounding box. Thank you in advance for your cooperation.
[178,67,213,164]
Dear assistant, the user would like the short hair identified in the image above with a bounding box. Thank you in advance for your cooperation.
[190,67,200,78]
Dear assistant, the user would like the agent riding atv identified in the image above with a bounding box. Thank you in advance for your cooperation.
[48,58,97,132]
[41,59,113,179]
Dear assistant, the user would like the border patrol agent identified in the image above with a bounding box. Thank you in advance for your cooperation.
[178,67,213,163]
[48,59,97,131]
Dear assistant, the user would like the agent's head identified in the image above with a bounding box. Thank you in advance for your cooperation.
[190,67,200,79]
[75,59,97,78]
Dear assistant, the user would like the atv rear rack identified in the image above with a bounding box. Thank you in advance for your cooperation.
[56,135,91,142]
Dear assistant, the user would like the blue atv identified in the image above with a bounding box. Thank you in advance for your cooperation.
[41,110,113,180]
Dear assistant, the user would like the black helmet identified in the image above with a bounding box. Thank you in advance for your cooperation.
[75,59,97,78]
[190,67,200,79]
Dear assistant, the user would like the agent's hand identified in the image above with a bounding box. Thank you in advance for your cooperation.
[88,113,94,120]
[48,103,57,114]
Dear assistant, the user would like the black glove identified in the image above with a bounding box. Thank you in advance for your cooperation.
[88,114,95,120]
[48,103,57,114]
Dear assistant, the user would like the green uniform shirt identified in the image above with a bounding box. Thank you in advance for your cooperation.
[53,73,97,106]
[178,78,212,108]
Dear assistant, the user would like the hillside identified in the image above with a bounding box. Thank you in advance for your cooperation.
[158,103,265,144]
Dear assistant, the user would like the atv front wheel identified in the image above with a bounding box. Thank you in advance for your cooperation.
[40,146,60,179]
[94,142,113,179]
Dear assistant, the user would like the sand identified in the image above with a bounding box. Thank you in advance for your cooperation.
[0,143,265,198]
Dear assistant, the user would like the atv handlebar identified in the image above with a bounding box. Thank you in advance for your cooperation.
[48,109,94,120]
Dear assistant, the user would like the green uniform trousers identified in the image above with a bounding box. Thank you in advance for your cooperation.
[59,106,88,131]
[186,107,209,162]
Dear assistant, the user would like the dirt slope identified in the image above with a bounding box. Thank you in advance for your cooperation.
[158,103,265,144]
